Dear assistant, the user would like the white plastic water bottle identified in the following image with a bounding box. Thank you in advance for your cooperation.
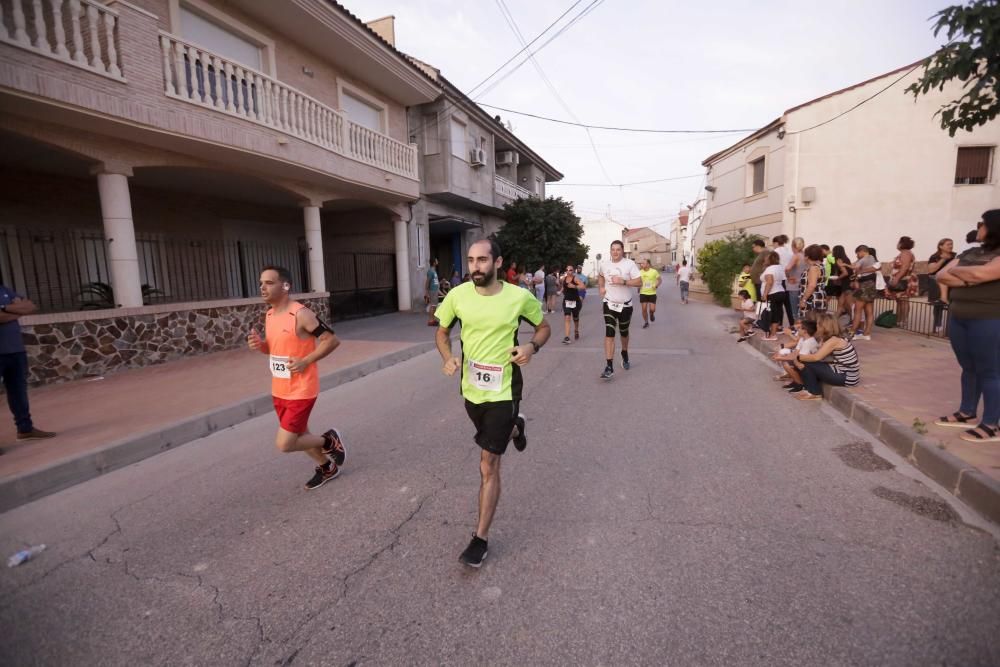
[7,544,45,567]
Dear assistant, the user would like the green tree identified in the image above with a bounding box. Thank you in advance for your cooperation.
[906,0,1000,136]
[494,197,589,272]
[696,231,760,305]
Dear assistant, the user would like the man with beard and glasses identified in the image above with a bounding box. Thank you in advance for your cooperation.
[435,238,551,568]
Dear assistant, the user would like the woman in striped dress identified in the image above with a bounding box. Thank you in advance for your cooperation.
[790,312,860,401]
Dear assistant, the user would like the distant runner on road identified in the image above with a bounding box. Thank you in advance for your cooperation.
[561,264,586,344]
[435,239,551,568]
[599,240,642,379]
[247,266,346,490]
[638,258,662,329]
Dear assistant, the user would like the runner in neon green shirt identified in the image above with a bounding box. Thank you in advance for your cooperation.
[435,238,550,567]
[638,259,662,329]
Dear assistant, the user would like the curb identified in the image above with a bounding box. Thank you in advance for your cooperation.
[745,333,1000,525]
[0,341,436,513]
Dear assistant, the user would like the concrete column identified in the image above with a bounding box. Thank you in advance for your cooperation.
[96,172,143,307]
[303,205,326,292]
[393,214,412,312]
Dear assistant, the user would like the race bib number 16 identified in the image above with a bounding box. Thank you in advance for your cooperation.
[468,359,503,392]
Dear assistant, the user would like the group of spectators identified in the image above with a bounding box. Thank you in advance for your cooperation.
[731,209,999,443]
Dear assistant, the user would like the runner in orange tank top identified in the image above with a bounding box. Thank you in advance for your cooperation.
[247,265,347,490]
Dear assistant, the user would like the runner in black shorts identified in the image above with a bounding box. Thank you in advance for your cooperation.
[435,239,551,568]
[561,264,585,344]
[598,240,642,379]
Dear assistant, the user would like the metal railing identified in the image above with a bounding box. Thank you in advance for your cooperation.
[0,0,124,80]
[159,32,418,179]
[826,295,949,338]
[0,226,306,312]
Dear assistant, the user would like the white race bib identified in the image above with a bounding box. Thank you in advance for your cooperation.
[269,355,291,379]
[607,300,625,313]
[468,359,503,392]
[564,300,577,309]
[643,280,653,290]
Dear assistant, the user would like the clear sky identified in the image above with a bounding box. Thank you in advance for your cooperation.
[348,0,947,234]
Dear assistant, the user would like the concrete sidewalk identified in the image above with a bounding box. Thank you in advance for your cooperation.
[0,312,437,511]
[742,321,1000,523]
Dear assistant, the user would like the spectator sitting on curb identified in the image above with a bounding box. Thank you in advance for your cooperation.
[772,319,819,394]
[934,210,1000,443]
[735,290,757,342]
[0,284,56,451]
[792,312,861,402]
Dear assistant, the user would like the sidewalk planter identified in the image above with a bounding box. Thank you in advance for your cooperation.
[21,293,330,386]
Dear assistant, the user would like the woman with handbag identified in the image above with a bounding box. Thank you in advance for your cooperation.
[933,210,1000,443]
[885,236,919,326]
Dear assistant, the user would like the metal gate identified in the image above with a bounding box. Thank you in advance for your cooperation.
[325,251,397,320]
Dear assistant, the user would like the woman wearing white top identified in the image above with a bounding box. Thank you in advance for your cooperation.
[761,251,792,340]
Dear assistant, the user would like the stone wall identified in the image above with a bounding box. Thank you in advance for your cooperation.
[22,296,331,386]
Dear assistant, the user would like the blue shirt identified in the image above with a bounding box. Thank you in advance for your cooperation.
[0,285,25,354]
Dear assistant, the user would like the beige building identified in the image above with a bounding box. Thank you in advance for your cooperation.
[695,62,1000,263]
[623,226,670,269]
[404,57,561,302]
[0,0,441,383]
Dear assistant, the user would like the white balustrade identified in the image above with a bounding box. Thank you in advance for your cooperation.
[495,175,533,200]
[158,31,418,180]
[0,0,124,80]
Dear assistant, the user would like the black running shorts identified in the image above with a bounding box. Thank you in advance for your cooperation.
[603,301,633,338]
[563,299,582,320]
[464,399,519,455]
[638,294,657,304]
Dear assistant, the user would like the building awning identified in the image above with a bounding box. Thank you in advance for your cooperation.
[429,215,481,234]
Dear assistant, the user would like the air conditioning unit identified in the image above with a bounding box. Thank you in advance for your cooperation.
[470,148,486,166]
[496,150,518,166]
[801,186,816,204]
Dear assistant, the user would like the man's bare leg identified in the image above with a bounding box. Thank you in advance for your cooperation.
[275,428,327,464]
[475,450,502,539]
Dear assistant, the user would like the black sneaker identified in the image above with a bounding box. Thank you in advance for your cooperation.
[513,413,527,452]
[304,461,340,490]
[788,384,806,393]
[642,322,649,329]
[600,366,614,380]
[782,382,798,389]
[322,428,346,466]
[562,336,570,344]
[622,359,631,371]
[459,534,488,568]
[650,313,655,322]
[574,331,580,340]
[737,336,747,343]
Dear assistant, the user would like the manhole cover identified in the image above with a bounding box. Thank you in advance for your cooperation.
[834,442,894,472]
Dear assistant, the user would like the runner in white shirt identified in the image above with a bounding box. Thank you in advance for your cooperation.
[676,260,692,304]
[598,240,642,379]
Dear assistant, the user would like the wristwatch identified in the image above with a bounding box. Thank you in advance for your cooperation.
[529,341,540,354]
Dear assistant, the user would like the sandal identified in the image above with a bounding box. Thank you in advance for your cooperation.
[795,392,822,401]
[960,424,1000,443]
[935,412,977,429]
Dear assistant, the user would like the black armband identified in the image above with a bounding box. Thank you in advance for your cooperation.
[309,320,334,338]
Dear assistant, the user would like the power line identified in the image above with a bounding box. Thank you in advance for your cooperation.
[493,0,614,184]
[550,173,704,187]
[479,104,758,134]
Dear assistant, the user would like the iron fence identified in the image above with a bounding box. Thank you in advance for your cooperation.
[827,295,948,338]
[325,251,397,320]
[0,226,306,312]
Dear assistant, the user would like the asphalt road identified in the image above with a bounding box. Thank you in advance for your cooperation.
[2,284,999,666]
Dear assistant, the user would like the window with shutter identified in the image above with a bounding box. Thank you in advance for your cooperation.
[954,146,994,185]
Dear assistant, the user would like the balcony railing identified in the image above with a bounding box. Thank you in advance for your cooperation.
[158,32,417,180]
[495,175,533,200]
[0,0,124,80]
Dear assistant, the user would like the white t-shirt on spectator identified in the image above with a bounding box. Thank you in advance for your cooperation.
[796,336,819,356]
[762,265,787,294]
[775,245,793,268]
[740,298,755,318]
[600,258,641,304]
[678,266,692,282]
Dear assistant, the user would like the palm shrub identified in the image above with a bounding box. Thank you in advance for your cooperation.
[696,231,761,305]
